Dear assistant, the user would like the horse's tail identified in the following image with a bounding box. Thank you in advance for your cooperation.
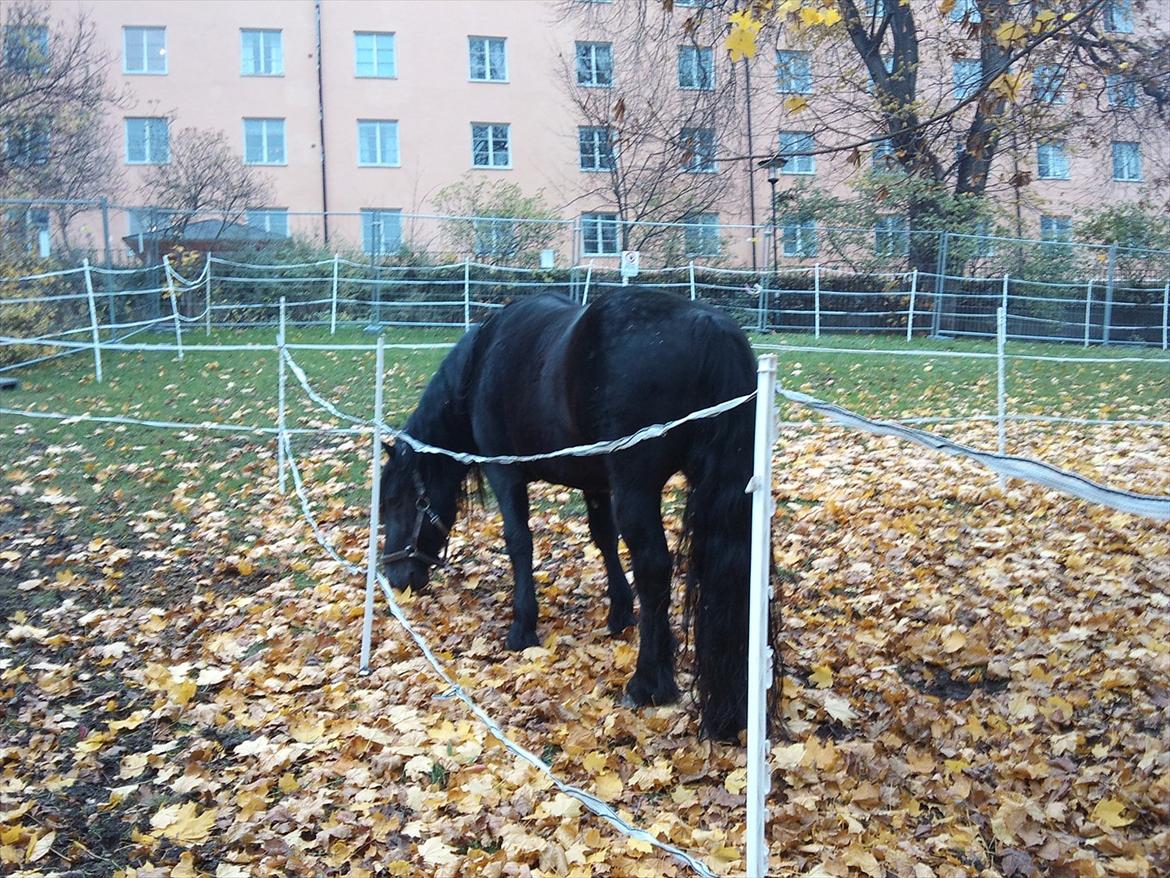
[682,316,757,740]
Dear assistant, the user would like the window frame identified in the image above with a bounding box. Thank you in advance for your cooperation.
[680,127,716,173]
[1104,0,1133,33]
[357,119,400,167]
[361,208,403,255]
[581,212,619,256]
[243,118,286,165]
[3,120,50,167]
[1036,140,1069,180]
[1040,215,1072,244]
[575,41,613,88]
[677,45,714,91]
[776,50,812,95]
[3,25,50,73]
[240,28,283,76]
[122,26,166,75]
[246,209,290,237]
[781,217,818,258]
[1033,65,1065,105]
[124,117,169,165]
[578,126,615,172]
[874,215,910,257]
[777,130,815,175]
[682,213,720,257]
[354,31,396,78]
[471,122,511,169]
[952,58,982,100]
[468,35,508,83]
[1111,141,1141,182]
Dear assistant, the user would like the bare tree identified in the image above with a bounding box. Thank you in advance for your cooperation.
[560,2,745,259]
[141,127,273,238]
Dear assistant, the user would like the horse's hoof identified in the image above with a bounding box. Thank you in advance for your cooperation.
[607,610,637,636]
[505,627,540,651]
[624,675,680,708]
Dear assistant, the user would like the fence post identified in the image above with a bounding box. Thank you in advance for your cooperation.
[330,254,340,335]
[906,267,918,341]
[463,258,472,331]
[1162,280,1168,351]
[756,282,767,333]
[746,353,778,878]
[277,297,288,494]
[99,197,117,334]
[205,255,213,336]
[996,306,1007,489]
[164,256,184,360]
[1000,273,1009,342]
[360,336,386,673]
[931,232,948,337]
[1083,280,1093,348]
[82,258,103,384]
[813,263,821,338]
[1102,243,1117,344]
[582,263,593,306]
[688,259,697,301]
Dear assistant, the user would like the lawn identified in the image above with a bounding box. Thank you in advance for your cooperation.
[1,325,1167,877]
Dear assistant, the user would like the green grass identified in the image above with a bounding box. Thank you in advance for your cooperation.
[2,324,1166,541]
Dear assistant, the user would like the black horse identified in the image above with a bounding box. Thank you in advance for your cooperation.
[379,288,756,739]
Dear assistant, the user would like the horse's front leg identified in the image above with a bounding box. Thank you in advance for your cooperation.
[611,483,679,707]
[485,466,539,650]
[583,491,636,635]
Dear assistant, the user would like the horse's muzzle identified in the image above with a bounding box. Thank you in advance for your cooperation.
[383,557,431,592]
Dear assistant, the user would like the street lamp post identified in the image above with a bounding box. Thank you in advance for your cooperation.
[761,156,787,274]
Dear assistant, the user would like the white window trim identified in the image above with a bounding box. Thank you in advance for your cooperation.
[1036,142,1069,180]
[354,31,397,78]
[240,28,283,77]
[782,219,818,257]
[246,209,290,236]
[581,213,619,256]
[778,132,815,175]
[243,118,286,166]
[576,41,613,88]
[471,122,512,169]
[578,127,614,172]
[361,209,403,254]
[468,35,508,83]
[776,50,812,95]
[122,26,167,75]
[678,46,714,91]
[1111,142,1141,182]
[681,128,717,174]
[124,118,169,165]
[357,120,400,167]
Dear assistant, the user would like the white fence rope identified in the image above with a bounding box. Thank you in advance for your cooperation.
[278,431,719,878]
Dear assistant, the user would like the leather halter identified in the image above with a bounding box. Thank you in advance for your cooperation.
[383,468,449,570]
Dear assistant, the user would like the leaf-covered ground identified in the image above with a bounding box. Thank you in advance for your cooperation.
[1,331,1167,878]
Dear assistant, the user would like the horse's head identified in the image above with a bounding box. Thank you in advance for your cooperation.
[379,441,455,592]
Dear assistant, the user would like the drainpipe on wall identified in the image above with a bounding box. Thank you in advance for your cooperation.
[744,58,758,272]
[315,0,330,243]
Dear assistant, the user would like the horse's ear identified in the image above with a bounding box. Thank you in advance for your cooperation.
[382,439,395,461]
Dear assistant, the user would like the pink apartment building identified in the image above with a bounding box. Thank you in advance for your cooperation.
[21,0,1170,265]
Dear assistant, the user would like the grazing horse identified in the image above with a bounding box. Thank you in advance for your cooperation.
[379,288,756,740]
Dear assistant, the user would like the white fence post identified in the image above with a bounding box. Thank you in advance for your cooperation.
[205,256,213,336]
[463,258,472,331]
[906,267,918,341]
[688,259,697,301]
[996,306,1007,489]
[164,256,184,360]
[360,336,386,673]
[1001,272,1009,339]
[813,263,821,339]
[582,263,593,306]
[330,253,340,335]
[746,354,778,878]
[277,297,288,494]
[1083,280,1093,348]
[81,259,103,386]
[756,283,767,333]
[1162,280,1168,351]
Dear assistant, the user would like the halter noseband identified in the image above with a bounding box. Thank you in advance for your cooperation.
[383,468,450,570]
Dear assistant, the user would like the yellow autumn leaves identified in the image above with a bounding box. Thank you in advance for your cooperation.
[725,1,843,63]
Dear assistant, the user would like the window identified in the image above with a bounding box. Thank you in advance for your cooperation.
[678,45,713,90]
[581,212,619,255]
[579,126,614,171]
[3,25,49,72]
[358,120,399,166]
[1036,141,1069,179]
[1112,141,1141,181]
[781,217,818,257]
[125,117,169,164]
[241,29,282,75]
[473,217,517,257]
[123,26,166,74]
[362,209,402,254]
[576,41,613,87]
[950,0,982,22]
[872,139,898,172]
[1033,65,1064,105]
[680,127,716,172]
[972,219,997,257]
[1040,215,1071,243]
[1104,0,1133,33]
[874,215,909,257]
[1106,74,1138,109]
[777,130,815,174]
[469,36,506,81]
[246,209,289,237]
[953,59,982,100]
[776,50,812,94]
[471,123,510,167]
[355,32,396,77]
[243,118,285,164]
[4,121,49,167]
[675,0,712,6]
[683,213,719,256]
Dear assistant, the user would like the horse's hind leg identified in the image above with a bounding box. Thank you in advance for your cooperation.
[610,482,680,707]
[484,466,540,651]
[584,491,635,636]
